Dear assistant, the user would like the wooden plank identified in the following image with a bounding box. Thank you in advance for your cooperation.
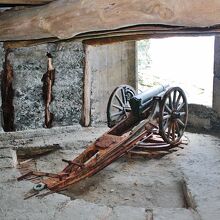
[4,38,58,49]
[0,0,53,5]
[3,25,220,49]
[1,0,220,41]
[89,42,136,123]
[83,44,91,127]
[213,36,220,115]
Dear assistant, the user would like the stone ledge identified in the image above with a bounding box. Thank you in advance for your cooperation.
[0,124,83,141]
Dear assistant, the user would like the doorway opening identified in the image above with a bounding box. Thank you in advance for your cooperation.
[137,37,215,107]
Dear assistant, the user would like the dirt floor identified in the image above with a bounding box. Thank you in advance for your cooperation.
[0,125,220,219]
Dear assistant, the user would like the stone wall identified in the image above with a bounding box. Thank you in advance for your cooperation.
[2,42,84,131]
[48,42,84,127]
[9,45,47,131]
[6,41,134,130]
[187,104,220,132]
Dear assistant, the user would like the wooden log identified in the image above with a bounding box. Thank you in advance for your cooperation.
[41,53,55,128]
[3,25,220,49]
[1,49,15,132]
[1,0,220,41]
[16,144,61,159]
[0,0,53,5]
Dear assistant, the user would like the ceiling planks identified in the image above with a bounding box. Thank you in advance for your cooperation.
[1,0,220,42]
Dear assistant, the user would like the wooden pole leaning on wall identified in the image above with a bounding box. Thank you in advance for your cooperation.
[1,48,15,132]
[41,52,55,128]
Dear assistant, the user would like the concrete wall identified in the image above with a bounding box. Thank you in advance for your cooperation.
[87,41,136,124]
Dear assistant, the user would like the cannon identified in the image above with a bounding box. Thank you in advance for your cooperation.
[107,84,188,144]
[18,84,188,198]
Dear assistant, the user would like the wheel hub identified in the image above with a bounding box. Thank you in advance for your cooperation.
[171,111,180,120]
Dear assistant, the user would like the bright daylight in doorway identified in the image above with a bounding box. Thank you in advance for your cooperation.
[137,37,215,107]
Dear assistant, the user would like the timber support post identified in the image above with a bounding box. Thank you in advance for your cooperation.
[1,48,14,132]
[41,52,55,128]
[213,36,220,116]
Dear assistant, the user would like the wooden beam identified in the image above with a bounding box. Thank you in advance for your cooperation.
[0,0,53,5]
[4,25,220,49]
[83,44,91,127]
[213,36,220,116]
[1,0,220,41]
[4,38,58,49]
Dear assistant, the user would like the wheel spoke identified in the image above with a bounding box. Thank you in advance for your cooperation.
[169,94,174,110]
[167,122,172,138]
[177,102,185,111]
[173,90,177,109]
[163,114,171,120]
[121,88,126,104]
[163,119,170,131]
[176,93,181,107]
[124,105,131,109]
[172,123,176,141]
[175,121,181,137]
[115,94,124,107]
[111,111,124,117]
[165,104,172,114]
[179,111,186,116]
[177,118,185,127]
[112,104,123,111]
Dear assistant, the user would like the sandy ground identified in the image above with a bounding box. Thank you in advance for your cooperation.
[0,125,220,219]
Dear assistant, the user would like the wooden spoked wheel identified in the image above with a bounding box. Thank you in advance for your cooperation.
[159,87,188,145]
[107,85,136,128]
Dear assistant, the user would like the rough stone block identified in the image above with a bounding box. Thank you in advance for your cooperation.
[54,199,112,220]
[48,42,84,126]
[0,148,14,168]
[153,208,196,220]
[109,205,147,220]
[188,104,220,131]
[9,45,47,130]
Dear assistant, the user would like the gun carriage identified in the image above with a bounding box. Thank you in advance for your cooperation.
[18,84,188,198]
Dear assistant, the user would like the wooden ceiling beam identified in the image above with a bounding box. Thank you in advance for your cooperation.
[4,25,220,49]
[1,0,220,41]
[0,0,53,5]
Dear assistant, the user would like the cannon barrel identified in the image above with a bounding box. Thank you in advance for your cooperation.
[129,84,169,116]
